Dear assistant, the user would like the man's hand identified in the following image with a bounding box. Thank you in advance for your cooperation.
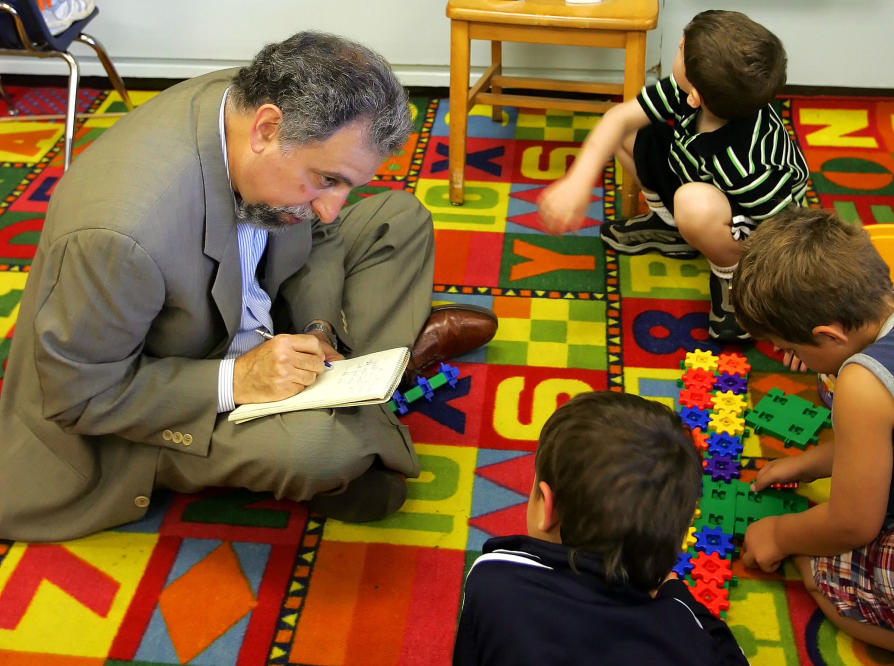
[740,516,785,573]
[233,334,339,404]
[537,173,594,235]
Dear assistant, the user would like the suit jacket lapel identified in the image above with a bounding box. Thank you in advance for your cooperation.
[195,74,242,350]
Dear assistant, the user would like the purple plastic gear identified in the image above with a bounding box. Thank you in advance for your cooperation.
[707,432,744,458]
[703,454,741,483]
[679,406,711,430]
[673,551,695,578]
[714,372,748,395]
[693,525,735,557]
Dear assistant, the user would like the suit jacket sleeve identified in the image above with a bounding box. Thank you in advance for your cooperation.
[32,227,219,454]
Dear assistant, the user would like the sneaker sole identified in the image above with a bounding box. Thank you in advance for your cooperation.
[601,234,699,259]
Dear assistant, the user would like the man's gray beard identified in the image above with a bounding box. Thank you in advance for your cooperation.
[234,198,316,232]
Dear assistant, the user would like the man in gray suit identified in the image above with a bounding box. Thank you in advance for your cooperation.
[0,32,497,542]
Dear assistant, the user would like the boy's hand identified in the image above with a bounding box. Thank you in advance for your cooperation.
[751,456,812,492]
[537,174,593,235]
[741,516,785,572]
[774,346,809,372]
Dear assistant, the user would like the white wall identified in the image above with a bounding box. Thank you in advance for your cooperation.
[0,0,890,89]
[658,1,894,89]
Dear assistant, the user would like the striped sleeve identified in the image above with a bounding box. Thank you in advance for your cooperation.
[637,75,687,123]
[717,107,809,220]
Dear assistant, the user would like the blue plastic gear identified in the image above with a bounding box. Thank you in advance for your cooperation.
[673,550,695,578]
[693,525,735,557]
[679,406,711,430]
[707,432,744,458]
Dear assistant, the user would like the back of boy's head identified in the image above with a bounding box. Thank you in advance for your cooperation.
[732,207,893,343]
[683,10,786,119]
[535,391,701,591]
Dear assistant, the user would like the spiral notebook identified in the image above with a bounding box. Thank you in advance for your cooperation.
[228,346,410,424]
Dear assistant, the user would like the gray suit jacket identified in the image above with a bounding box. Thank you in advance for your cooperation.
[0,70,350,540]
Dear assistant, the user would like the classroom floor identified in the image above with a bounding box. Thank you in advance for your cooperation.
[0,85,893,665]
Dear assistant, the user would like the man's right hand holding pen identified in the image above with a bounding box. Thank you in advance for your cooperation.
[232,326,344,405]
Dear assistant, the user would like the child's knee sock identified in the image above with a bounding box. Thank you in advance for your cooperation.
[642,189,676,227]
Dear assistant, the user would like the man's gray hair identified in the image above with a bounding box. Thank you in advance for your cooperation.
[230,31,412,155]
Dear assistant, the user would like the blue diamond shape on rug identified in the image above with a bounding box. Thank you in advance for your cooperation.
[507,183,602,237]
[431,100,518,139]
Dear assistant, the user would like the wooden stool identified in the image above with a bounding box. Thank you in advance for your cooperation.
[446,0,658,217]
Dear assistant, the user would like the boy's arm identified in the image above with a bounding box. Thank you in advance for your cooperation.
[537,99,650,234]
[742,364,894,571]
[750,439,834,491]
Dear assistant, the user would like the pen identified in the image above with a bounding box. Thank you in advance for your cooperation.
[254,328,331,367]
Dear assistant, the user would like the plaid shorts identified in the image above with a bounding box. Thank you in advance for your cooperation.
[813,527,894,627]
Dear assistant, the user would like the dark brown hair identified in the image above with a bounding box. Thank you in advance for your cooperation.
[535,391,701,591]
[732,206,893,342]
[683,10,787,119]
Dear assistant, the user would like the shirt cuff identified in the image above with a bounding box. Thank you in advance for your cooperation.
[218,357,236,413]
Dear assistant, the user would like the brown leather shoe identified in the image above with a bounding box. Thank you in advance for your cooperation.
[404,304,498,385]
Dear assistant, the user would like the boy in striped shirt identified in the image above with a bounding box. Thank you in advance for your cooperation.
[538,10,808,342]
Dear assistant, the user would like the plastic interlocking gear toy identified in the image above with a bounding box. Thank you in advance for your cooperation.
[714,372,748,395]
[682,349,719,373]
[679,387,715,410]
[691,551,733,587]
[712,390,747,416]
[688,579,731,618]
[744,388,831,450]
[691,427,710,453]
[707,432,743,458]
[708,410,746,437]
[702,454,741,483]
[680,367,717,393]
[673,551,695,578]
[716,352,751,377]
[388,362,460,414]
[680,406,711,431]
[693,525,735,557]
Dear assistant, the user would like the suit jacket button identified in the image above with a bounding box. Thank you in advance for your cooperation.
[134,495,150,508]
[182,433,193,446]
[172,431,183,444]
[162,429,174,441]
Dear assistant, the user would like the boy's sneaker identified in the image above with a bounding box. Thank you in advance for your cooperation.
[708,273,751,342]
[601,211,699,259]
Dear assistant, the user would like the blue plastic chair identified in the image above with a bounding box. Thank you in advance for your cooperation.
[0,1,132,169]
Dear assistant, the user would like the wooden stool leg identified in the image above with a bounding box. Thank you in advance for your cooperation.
[621,31,647,218]
[449,19,471,205]
[491,40,502,122]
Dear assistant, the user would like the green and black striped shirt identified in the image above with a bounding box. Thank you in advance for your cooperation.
[637,74,808,224]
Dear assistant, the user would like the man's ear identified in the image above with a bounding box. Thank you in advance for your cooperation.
[249,103,283,153]
[812,323,848,345]
[537,480,561,533]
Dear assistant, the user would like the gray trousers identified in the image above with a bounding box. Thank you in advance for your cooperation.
[155,191,433,501]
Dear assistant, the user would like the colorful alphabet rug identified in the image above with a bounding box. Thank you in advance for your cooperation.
[1,85,894,665]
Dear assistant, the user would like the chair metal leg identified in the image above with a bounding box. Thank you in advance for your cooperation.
[58,50,79,171]
[76,32,133,110]
[0,73,17,115]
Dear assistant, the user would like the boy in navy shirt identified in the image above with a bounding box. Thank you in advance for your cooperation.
[452,391,748,665]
